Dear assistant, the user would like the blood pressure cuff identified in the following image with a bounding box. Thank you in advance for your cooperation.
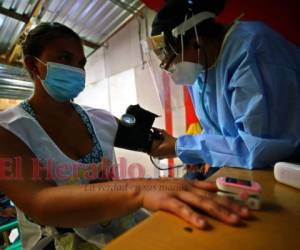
[114,105,159,153]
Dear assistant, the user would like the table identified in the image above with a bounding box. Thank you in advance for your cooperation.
[105,168,300,250]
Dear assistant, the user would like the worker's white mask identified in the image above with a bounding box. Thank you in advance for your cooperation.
[169,60,203,86]
[169,13,207,86]
[169,20,204,86]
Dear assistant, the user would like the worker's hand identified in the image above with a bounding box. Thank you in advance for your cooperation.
[202,163,211,175]
[0,207,16,218]
[150,129,177,159]
[186,164,211,175]
[132,179,250,229]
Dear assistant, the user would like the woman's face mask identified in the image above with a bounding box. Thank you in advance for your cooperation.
[35,57,86,102]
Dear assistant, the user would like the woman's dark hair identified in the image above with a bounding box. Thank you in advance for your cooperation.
[21,22,82,58]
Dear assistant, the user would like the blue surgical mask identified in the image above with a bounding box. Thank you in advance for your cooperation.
[35,57,85,102]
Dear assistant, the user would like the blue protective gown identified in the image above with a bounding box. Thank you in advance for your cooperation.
[176,21,300,169]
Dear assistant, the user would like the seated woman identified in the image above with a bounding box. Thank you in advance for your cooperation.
[0,193,17,247]
[0,22,250,249]
[0,193,16,224]
[0,192,16,247]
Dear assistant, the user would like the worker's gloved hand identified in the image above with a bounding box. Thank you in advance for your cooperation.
[149,129,177,159]
[202,163,211,175]
[186,163,211,174]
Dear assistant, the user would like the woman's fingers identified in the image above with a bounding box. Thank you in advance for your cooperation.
[161,197,207,229]
[176,191,243,225]
[192,180,218,192]
[214,195,250,218]
[191,181,250,218]
[188,186,250,219]
[142,179,251,229]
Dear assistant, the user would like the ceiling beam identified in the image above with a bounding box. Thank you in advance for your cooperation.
[0,57,23,67]
[109,0,145,18]
[95,4,145,55]
[4,0,99,63]
[0,6,30,23]
[82,40,100,50]
[6,0,44,64]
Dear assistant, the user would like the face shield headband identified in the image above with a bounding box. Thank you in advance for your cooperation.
[143,11,216,71]
[174,11,222,134]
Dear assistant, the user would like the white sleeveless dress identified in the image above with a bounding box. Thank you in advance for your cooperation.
[0,104,148,249]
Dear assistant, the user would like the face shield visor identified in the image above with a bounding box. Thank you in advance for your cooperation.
[140,11,216,108]
[143,12,216,73]
[142,33,178,72]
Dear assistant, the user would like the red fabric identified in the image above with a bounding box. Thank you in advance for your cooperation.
[183,87,198,129]
[141,0,300,46]
[218,0,300,47]
[141,0,164,11]
[162,71,174,176]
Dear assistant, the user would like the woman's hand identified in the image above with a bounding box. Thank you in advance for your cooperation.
[0,207,16,218]
[131,179,250,229]
[150,129,177,159]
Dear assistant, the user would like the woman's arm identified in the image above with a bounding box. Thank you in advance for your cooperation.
[0,127,143,227]
[0,127,250,229]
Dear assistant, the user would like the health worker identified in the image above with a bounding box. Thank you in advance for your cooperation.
[149,0,300,170]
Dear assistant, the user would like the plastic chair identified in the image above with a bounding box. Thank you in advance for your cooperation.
[0,220,22,250]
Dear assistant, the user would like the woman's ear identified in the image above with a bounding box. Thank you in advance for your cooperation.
[24,56,39,78]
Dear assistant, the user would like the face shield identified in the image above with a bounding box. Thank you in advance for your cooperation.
[143,33,178,72]
[143,12,216,72]
[141,11,216,107]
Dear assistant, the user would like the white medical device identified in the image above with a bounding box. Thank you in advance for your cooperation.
[274,162,300,190]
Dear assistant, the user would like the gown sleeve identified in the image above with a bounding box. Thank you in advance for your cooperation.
[176,48,300,169]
